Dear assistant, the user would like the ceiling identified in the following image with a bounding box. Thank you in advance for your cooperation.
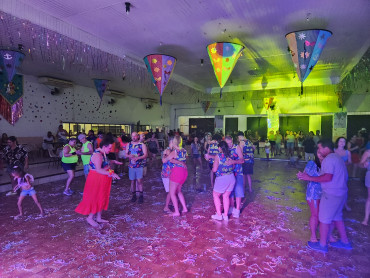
[0,0,369,103]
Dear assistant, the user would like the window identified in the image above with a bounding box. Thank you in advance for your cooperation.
[62,122,131,136]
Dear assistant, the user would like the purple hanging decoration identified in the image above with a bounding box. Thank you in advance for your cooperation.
[93,78,109,110]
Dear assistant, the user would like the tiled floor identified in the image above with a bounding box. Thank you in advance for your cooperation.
[0,159,369,277]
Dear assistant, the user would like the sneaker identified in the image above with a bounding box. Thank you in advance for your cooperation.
[232,208,240,218]
[307,241,328,253]
[223,215,229,221]
[6,191,17,196]
[63,190,72,196]
[211,214,223,221]
[131,194,137,202]
[138,195,144,204]
[329,240,353,250]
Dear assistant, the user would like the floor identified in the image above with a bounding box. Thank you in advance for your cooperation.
[0,159,369,277]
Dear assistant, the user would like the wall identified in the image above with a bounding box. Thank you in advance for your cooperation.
[0,75,171,138]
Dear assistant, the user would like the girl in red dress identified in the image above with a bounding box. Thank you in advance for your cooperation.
[75,137,121,228]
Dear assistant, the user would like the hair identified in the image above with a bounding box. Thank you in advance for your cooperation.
[98,131,104,136]
[88,130,94,135]
[224,135,233,142]
[69,137,77,143]
[218,141,230,157]
[100,136,115,148]
[78,133,86,141]
[8,136,17,144]
[173,135,181,147]
[237,131,244,136]
[335,137,347,149]
[317,138,334,151]
[11,166,26,179]
[314,150,321,169]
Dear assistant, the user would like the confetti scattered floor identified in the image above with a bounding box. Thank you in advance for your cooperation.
[0,159,369,277]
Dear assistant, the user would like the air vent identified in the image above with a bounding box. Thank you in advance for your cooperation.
[38,77,74,88]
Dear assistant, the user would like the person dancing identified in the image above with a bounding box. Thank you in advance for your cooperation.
[161,137,174,212]
[211,141,235,221]
[205,135,220,187]
[75,137,121,228]
[162,135,188,217]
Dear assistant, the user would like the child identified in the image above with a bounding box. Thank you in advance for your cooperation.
[11,166,44,219]
[265,139,271,160]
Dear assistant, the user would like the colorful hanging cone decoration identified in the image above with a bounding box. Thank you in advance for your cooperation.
[93,79,109,110]
[0,50,25,125]
[201,101,211,113]
[207,42,244,98]
[143,54,177,105]
[286,29,332,95]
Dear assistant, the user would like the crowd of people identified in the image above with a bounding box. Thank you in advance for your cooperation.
[1,126,369,254]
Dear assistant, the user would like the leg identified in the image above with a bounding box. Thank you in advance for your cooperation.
[16,195,26,217]
[210,171,214,187]
[307,199,319,242]
[222,191,232,218]
[164,193,171,212]
[319,223,330,247]
[169,181,180,216]
[362,187,370,225]
[246,174,252,192]
[229,196,235,210]
[96,211,109,223]
[235,197,242,210]
[177,185,188,213]
[334,221,349,244]
[213,191,222,215]
[198,157,203,169]
[31,194,44,216]
[65,170,74,191]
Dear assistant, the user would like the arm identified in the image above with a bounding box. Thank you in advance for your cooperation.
[212,155,219,173]
[347,150,352,164]
[78,142,93,155]
[63,146,75,157]
[91,153,119,179]
[297,172,333,182]
[162,150,175,163]
[360,150,370,167]
[140,144,148,160]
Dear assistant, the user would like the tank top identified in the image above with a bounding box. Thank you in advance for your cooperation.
[61,144,78,163]
[173,148,187,168]
[242,140,254,164]
[81,141,92,165]
[128,142,144,168]
[161,147,174,178]
[17,173,35,190]
[89,150,110,170]
[335,149,349,162]
[230,144,243,176]
[208,142,219,163]
[215,153,234,177]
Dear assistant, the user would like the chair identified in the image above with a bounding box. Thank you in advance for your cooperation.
[48,149,61,168]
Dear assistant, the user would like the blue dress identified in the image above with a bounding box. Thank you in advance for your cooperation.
[304,160,322,201]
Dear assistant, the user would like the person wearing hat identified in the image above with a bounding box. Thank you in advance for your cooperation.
[77,134,93,179]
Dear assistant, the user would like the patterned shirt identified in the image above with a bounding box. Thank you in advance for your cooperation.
[173,148,187,168]
[208,142,219,163]
[2,145,28,167]
[215,153,234,177]
[89,150,110,170]
[304,160,322,201]
[128,142,145,168]
[230,144,243,176]
[161,148,174,178]
[243,140,254,164]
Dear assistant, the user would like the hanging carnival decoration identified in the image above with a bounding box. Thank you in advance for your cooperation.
[207,42,244,98]
[201,101,212,113]
[143,54,177,105]
[93,78,109,110]
[285,29,332,95]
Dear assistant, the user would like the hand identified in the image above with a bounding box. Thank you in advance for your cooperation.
[24,165,29,171]
[114,160,123,165]
[225,159,234,166]
[297,171,310,181]
[76,150,82,155]
[112,173,120,180]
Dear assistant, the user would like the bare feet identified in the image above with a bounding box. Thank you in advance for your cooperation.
[310,237,318,243]
[14,214,23,220]
[171,212,181,217]
[163,207,170,212]
[87,218,101,228]
[182,208,188,213]
[96,218,109,223]
[362,220,368,226]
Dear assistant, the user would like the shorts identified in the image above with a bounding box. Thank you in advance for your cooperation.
[275,143,281,150]
[319,193,347,224]
[365,171,370,188]
[193,154,200,159]
[83,164,90,175]
[61,162,76,171]
[20,188,36,197]
[243,162,254,175]
[214,174,235,194]
[170,167,188,185]
[129,167,143,180]
[231,175,244,198]
[118,150,127,159]
[287,142,294,150]
[162,178,170,193]
[107,153,116,160]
